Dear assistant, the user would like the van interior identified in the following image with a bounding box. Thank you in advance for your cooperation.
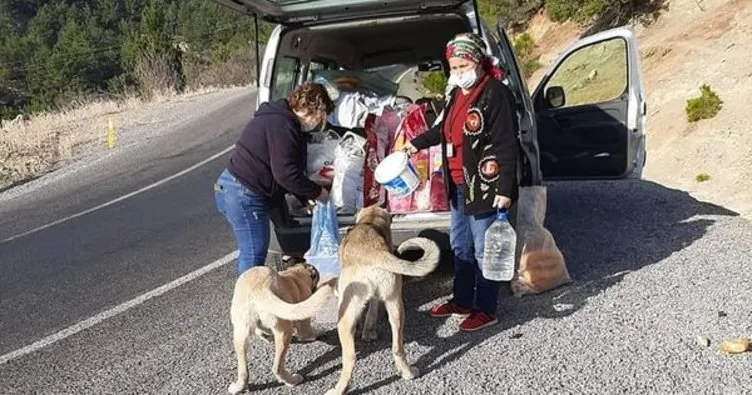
[272,13,479,219]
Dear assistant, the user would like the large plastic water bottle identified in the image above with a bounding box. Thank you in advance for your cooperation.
[482,209,517,281]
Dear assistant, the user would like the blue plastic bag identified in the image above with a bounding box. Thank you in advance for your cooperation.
[304,200,341,276]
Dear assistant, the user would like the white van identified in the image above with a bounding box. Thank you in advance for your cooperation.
[214,0,647,267]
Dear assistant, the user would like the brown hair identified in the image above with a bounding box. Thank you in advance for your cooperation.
[287,82,335,121]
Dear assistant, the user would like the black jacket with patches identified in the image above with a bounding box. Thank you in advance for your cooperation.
[410,77,519,215]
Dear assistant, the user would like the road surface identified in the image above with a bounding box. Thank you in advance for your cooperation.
[0,89,750,394]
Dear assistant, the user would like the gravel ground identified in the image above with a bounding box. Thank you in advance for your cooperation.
[1,178,750,395]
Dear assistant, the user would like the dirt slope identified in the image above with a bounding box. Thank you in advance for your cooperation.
[523,0,752,217]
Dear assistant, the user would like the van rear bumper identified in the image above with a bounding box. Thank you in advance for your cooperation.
[267,217,451,257]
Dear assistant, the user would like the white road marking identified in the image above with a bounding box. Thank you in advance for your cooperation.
[0,144,235,245]
[0,250,239,365]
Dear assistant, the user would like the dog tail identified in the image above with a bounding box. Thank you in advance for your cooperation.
[256,280,335,321]
[373,237,441,277]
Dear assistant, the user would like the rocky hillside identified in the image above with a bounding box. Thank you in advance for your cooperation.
[524,0,752,217]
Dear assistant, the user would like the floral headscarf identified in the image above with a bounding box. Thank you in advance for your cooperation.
[445,32,504,81]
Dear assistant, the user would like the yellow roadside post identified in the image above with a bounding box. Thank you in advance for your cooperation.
[107,117,117,149]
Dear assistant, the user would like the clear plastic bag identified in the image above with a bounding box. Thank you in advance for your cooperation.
[304,200,340,276]
[511,186,572,296]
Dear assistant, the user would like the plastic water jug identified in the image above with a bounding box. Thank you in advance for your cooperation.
[482,209,517,281]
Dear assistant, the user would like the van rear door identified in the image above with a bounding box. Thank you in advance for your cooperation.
[212,0,468,24]
[532,27,647,180]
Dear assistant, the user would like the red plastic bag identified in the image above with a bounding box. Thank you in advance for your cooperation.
[429,144,449,211]
[363,114,382,207]
[388,104,430,214]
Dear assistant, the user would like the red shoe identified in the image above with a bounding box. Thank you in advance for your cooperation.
[429,302,472,318]
[459,312,498,332]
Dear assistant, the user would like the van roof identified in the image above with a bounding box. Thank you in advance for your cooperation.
[213,0,468,24]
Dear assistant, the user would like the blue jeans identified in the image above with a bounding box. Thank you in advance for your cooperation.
[214,169,270,277]
[449,185,501,314]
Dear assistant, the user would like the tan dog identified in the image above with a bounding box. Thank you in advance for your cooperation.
[227,258,335,394]
[325,205,441,395]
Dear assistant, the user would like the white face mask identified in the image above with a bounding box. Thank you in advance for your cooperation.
[301,119,318,132]
[450,68,478,90]
[298,113,322,132]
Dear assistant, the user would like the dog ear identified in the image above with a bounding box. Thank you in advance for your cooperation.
[282,255,306,266]
[304,263,320,286]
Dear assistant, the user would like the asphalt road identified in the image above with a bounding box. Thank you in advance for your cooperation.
[1,90,751,395]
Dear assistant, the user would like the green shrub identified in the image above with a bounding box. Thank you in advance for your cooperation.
[695,173,711,183]
[686,84,723,123]
[513,32,542,78]
[421,71,448,99]
[545,0,580,22]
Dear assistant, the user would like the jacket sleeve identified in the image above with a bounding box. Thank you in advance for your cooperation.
[409,123,442,150]
[411,89,456,150]
[267,119,322,200]
[487,84,519,199]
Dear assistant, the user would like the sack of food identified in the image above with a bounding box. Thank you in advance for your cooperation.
[428,144,449,211]
[387,104,430,214]
[331,132,366,214]
[511,185,572,297]
[307,130,339,184]
[363,114,385,207]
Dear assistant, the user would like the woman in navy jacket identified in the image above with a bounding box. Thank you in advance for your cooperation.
[214,82,334,276]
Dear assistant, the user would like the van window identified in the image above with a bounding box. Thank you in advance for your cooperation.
[307,60,326,80]
[544,38,628,109]
[273,56,300,101]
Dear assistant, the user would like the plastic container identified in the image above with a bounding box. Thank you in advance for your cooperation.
[482,209,517,281]
[374,151,420,198]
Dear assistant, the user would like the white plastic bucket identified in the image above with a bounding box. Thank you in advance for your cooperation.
[374,151,420,198]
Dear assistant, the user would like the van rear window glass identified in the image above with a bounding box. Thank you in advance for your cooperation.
[273,56,299,101]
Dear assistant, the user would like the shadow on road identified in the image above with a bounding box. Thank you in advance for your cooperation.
[260,179,738,393]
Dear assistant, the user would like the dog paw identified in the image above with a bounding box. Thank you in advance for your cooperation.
[228,381,247,394]
[297,330,321,343]
[281,373,304,387]
[401,366,420,380]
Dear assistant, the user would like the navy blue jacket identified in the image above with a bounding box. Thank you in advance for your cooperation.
[227,99,322,205]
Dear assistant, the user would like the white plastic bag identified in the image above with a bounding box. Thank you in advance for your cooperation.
[307,130,339,183]
[331,132,366,214]
[329,92,370,129]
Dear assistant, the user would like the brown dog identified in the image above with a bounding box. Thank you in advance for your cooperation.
[325,205,441,395]
[227,258,335,394]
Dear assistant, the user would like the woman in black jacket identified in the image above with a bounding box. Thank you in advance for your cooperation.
[214,82,334,276]
[404,32,519,332]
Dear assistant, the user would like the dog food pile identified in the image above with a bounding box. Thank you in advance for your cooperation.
[301,70,449,216]
[305,103,449,216]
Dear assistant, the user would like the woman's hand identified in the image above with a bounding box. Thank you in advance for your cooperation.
[316,187,329,202]
[306,188,330,214]
[493,195,512,209]
[402,142,418,157]
[312,174,333,187]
